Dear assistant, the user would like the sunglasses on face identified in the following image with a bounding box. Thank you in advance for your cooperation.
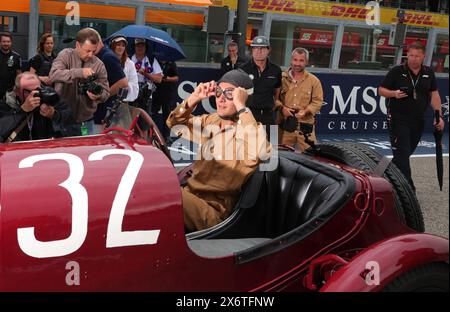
[215,86,234,100]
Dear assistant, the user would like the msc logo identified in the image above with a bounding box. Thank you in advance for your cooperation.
[364,261,380,286]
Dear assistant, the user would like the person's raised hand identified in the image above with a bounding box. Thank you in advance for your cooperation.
[187,81,216,107]
[21,90,41,112]
[232,87,248,111]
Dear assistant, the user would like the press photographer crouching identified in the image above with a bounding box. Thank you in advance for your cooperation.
[0,72,72,142]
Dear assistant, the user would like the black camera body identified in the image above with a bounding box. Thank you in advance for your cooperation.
[78,73,103,96]
[299,122,314,135]
[33,86,60,106]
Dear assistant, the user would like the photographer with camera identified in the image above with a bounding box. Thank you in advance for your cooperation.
[379,42,444,192]
[278,47,323,151]
[131,38,163,117]
[0,72,71,142]
[89,29,128,134]
[49,28,109,136]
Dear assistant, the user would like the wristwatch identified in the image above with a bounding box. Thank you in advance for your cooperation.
[237,107,251,116]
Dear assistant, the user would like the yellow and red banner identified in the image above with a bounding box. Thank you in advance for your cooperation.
[2,0,448,29]
[217,0,448,29]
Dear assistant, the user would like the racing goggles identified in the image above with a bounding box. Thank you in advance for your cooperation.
[215,86,235,100]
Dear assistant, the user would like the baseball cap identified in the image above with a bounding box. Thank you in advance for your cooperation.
[111,36,128,45]
[250,36,270,47]
[135,38,146,45]
[218,69,254,95]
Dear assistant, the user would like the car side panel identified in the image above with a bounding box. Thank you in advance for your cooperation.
[0,135,188,291]
[320,233,449,292]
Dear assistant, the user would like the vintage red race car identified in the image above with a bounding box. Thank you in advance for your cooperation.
[0,112,448,292]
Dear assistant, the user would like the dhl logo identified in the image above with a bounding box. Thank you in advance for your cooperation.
[396,13,434,26]
[250,0,305,14]
[248,2,442,27]
[328,5,435,26]
[328,6,372,19]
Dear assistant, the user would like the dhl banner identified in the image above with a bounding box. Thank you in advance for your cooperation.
[2,0,448,28]
[216,0,449,29]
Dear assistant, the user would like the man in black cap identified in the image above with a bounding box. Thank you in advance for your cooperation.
[167,69,272,232]
[240,36,282,137]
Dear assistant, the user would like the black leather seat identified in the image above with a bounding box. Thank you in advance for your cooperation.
[187,151,354,240]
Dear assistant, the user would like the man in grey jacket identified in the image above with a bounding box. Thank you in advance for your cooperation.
[50,28,109,136]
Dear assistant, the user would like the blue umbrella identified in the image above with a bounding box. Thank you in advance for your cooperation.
[106,24,186,61]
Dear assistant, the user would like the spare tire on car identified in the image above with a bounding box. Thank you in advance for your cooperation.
[310,142,424,232]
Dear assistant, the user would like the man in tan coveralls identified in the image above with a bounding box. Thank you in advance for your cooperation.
[279,47,323,151]
[167,69,271,232]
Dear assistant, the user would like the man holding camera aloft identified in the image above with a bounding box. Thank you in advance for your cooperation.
[379,42,444,192]
[50,28,109,136]
[0,72,71,142]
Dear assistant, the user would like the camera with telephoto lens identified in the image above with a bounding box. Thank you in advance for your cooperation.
[33,85,60,106]
[78,73,103,96]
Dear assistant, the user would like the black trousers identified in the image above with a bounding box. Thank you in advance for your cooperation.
[389,117,424,191]
[250,108,276,141]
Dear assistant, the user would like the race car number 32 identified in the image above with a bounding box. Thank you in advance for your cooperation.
[16,150,161,258]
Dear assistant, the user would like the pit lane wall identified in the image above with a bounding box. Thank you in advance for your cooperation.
[172,66,449,135]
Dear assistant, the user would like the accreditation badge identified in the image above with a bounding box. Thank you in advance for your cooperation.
[7,56,14,67]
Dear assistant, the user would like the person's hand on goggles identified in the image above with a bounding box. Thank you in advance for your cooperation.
[232,87,248,110]
[188,81,217,106]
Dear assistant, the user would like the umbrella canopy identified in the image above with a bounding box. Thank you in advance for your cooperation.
[106,24,186,61]
[433,110,443,191]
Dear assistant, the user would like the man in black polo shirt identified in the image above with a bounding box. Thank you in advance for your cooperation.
[379,42,444,192]
[240,36,282,137]
[0,32,21,100]
[220,41,245,76]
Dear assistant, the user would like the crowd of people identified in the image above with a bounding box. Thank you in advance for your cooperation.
[0,28,179,142]
[0,29,445,231]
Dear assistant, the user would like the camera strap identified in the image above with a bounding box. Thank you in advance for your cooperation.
[5,114,32,143]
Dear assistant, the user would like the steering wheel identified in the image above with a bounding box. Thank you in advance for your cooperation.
[129,107,172,162]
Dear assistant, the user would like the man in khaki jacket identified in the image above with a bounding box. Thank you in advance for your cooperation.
[278,47,323,151]
[167,69,271,232]
[50,28,109,136]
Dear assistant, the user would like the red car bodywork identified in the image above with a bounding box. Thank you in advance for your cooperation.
[0,133,448,291]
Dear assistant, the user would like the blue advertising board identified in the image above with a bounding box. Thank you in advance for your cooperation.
[163,67,449,135]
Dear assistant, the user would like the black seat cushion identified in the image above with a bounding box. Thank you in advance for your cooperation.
[187,151,354,240]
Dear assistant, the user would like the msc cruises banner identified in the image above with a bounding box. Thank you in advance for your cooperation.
[169,67,449,135]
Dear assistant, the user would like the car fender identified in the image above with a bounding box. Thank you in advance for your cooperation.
[320,233,449,292]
